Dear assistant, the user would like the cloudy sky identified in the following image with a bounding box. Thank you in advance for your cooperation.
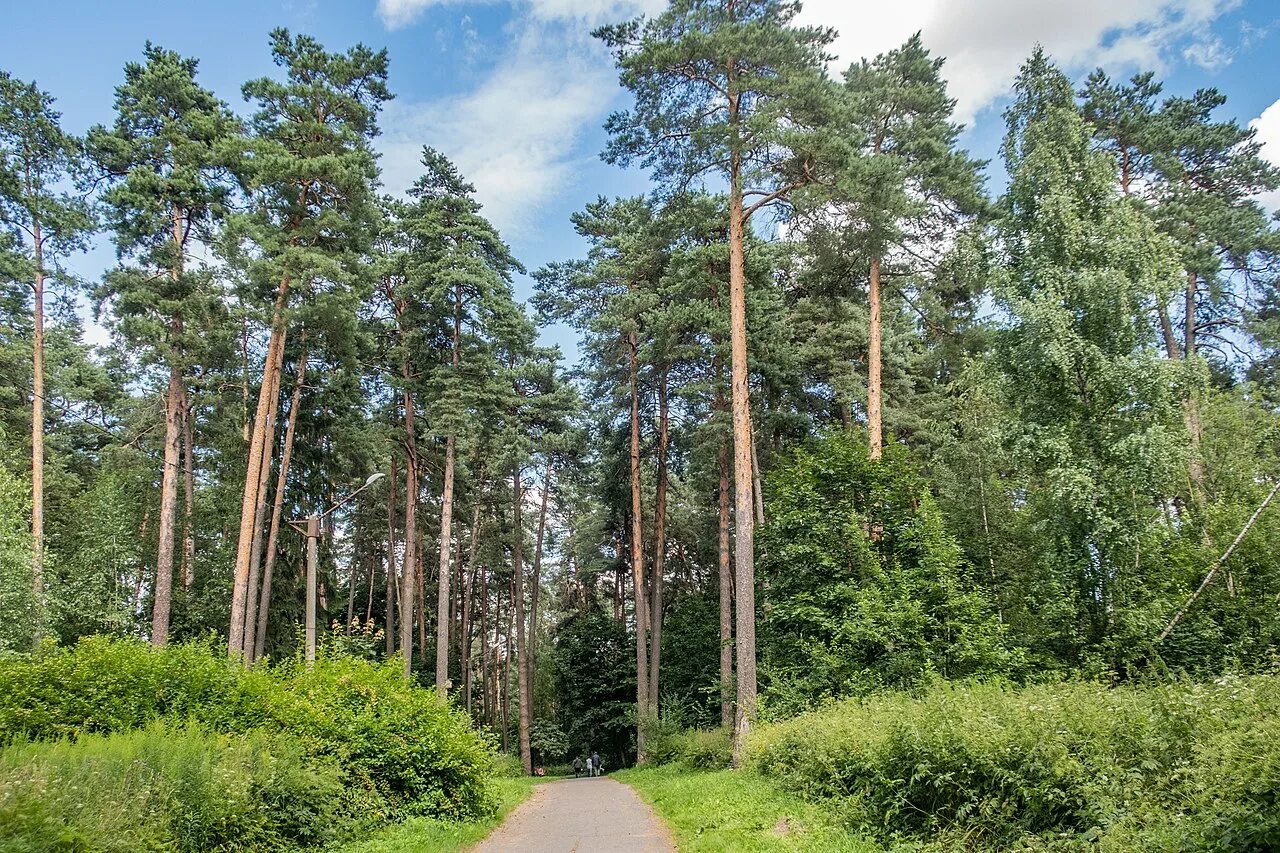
[4,0,1280,357]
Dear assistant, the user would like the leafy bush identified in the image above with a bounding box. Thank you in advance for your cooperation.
[0,721,343,852]
[759,432,1021,714]
[645,721,731,770]
[0,636,496,820]
[750,677,1280,849]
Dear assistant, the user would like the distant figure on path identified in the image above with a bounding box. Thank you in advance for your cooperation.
[591,751,601,777]
[573,756,583,778]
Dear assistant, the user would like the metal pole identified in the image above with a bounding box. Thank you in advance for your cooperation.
[305,513,320,666]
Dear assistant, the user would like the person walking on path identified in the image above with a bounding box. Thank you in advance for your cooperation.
[590,751,601,777]
[573,757,583,778]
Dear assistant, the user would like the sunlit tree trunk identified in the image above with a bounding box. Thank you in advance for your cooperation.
[229,284,288,658]
[386,454,398,658]
[867,256,884,459]
[180,385,196,589]
[30,218,46,640]
[528,459,552,708]
[649,367,669,714]
[400,373,418,678]
[727,141,758,768]
[241,342,284,657]
[514,466,532,774]
[716,380,734,730]
[627,328,651,757]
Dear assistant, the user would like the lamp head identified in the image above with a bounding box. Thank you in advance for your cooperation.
[365,472,387,487]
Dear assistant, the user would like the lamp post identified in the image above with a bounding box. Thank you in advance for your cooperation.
[292,472,386,666]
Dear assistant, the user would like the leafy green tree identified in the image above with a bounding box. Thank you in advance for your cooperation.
[805,34,984,458]
[88,44,240,645]
[0,72,94,639]
[990,50,1185,666]
[225,29,389,658]
[760,431,1016,712]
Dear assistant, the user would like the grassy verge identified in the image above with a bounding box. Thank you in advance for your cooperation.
[329,776,542,853]
[615,766,880,853]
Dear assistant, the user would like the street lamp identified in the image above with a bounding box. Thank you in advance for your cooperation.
[291,472,387,666]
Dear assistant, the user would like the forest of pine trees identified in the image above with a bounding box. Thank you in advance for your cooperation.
[3,1,1280,785]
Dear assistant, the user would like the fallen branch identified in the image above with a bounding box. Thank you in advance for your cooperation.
[1157,478,1280,643]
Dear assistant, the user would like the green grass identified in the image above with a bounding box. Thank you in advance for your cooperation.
[616,766,880,852]
[328,776,542,853]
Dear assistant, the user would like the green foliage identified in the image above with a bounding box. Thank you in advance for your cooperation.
[549,607,637,768]
[0,636,496,820]
[759,431,1018,712]
[0,446,35,652]
[646,723,733,771]
[0,720,342,852]
[750,676,1280,850]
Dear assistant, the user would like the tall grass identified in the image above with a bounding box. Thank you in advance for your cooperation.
[0,722,343,852]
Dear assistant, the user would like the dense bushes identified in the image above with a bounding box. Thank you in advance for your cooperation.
[0,637,497,829]
[750,676,1280,850]
[0,722,343,852]
[759,433,1020,714]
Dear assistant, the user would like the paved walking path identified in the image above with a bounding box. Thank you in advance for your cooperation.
[472,776,676,852]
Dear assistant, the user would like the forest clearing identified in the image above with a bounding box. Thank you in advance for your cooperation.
[2,0,1279,850]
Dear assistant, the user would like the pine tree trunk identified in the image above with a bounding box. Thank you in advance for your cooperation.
[649,368,669,715]
[416,527,427,658]
[30,220,46,640]
[867,256,884,460]
[435,433,456,696]
[241,342,284,656]
[480,566,491,723]
[501,583,512,752]
[463,497,482,713]
[386,454,398,658]
[717,392,734,731]
[528,459,552,708]
[627,329,651,757]
[229,284,289,658]
[401,381,418,679]
[514,466,533,774]
[181,385,196,589]
[152,359,183,645]
[727,148,758,768]
[153,205,188,646]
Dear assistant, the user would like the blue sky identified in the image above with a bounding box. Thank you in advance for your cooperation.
[4,0,1280,362]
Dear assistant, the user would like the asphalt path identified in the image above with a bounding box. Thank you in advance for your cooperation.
[472,776,676,852]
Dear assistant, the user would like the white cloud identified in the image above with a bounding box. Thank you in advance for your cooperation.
[376,0,661,30]
[1249,97,1280,211]
[796,0,1242,124]
[377,23,619,237]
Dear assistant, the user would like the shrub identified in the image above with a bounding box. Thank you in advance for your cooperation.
[0,721,343,852]
[0,636,496,820]
[645,721,732,771]
[750,677,1280,848]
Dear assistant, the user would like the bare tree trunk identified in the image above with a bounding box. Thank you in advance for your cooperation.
[867,256,884,459]
[727,147,758,768]
[153,205,189,646]
[501,582,512,752]
[416,527,427,659]
[31,220,46,641]
[717,387,734,730]
[241,341,285,657]
[152,356,183,646]
[627,329,651,758]
[229,284,289,658]
[365,539,376,625]
[181,385,196,589]
[514,466,533,774]
[1157,302,1180,360]
[435,432,456,696]
[386,454,398,657]
[480,566,491,723]
[461,540,478,714]
[649,368,669,715]
[528,459,552,708]
[401,380,418,678]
